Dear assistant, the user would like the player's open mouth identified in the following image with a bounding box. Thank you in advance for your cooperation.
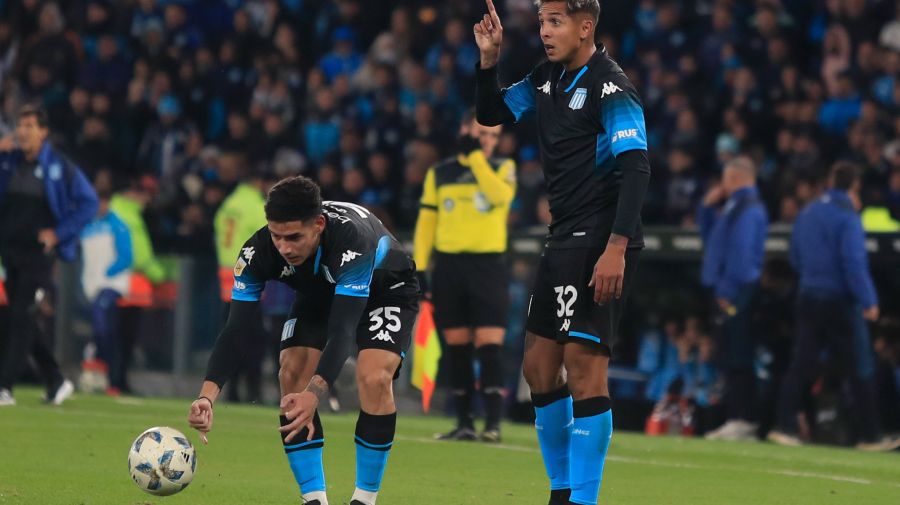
[544,44,555,54]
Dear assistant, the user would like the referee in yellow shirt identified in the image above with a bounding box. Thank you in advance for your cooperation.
[414,112,516,442]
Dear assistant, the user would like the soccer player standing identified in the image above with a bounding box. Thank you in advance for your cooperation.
[188,176,419,505]
[474,1,650,504]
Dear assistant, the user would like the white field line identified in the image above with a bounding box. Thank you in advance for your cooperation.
[394,435,900,488]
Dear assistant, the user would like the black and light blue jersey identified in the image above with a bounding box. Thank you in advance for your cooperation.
[229,227,330,303]
[314,201,414,298]
[499,46,648,246]
[229,201,414,303]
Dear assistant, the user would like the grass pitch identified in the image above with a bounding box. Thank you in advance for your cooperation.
[1,388,898,504]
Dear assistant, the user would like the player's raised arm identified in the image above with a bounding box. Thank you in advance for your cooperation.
[474,0,536,126]
[474,0,503,68]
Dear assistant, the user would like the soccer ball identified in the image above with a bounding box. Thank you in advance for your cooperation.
[127,426,197,496]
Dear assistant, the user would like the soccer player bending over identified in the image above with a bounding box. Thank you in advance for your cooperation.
[474,1,650,504]
[188,176,419,505]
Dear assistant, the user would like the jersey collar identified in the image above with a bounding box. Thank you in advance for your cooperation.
[558,44,607,93]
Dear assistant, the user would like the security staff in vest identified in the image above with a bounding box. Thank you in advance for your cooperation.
[0,103,98,407]
[214,161,270,404]
[769,162,900,451]
[414,111,516,442]
[697,155,768,441]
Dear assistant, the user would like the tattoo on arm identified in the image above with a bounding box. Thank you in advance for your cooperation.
[304,375,330,402]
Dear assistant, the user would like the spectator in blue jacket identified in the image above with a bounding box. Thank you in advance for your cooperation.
[769,162,900,451]
[80,189,133,395]
[697,156,769,441]
[0,103,98,407]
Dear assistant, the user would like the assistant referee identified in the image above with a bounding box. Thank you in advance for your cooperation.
[413,111,516,442]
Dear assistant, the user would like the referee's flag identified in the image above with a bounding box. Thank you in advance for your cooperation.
[411,301,441,413]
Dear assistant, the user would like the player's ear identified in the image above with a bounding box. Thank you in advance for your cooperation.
[579,15,594,41]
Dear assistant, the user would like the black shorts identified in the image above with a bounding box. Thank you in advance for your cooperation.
[279,279,419,360]
[525,246,640,352]
[432,252,509,329]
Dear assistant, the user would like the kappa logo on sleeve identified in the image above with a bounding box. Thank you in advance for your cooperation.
[241,246,256,263]
[340,250,361,266]
[537,81,551,95]
[600,81,623,98]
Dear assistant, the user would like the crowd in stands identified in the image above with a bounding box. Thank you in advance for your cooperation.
[1,0,898,251]
[1,0,899,437]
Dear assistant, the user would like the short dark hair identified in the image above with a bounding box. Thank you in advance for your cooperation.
[17,103,49,128]
[264,175,322,222]
[830,161,860,191]
[535,0,601,23]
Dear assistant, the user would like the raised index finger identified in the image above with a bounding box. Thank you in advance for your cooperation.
[486,0,501,26]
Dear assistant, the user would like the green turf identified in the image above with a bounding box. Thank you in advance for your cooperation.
[1,388,898,504]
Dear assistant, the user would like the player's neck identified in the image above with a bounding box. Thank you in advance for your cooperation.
[564,43,596,71]
[313,230,323,251]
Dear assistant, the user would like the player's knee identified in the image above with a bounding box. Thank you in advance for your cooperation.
[523,359,561,392]
[278,354,307,389]
[564,368,592,397]
[565,347,608,390]
[358,368,393,396]
[277,364,300,387]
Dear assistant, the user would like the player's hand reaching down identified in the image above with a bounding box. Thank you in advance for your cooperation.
[590,235,628,305]
[187,397,213,445]
[474,0,503,68]
[280,391,319,443]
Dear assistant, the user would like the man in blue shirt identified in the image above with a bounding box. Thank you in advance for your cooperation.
[769,162,900,451]
[697,156,768,441]
[0,104,98,407]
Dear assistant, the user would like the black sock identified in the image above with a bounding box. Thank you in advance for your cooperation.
[550,488,571,503]
[531,384,571,407]
[280,410,324,448]
[572,396,611,418]
[477,344,503,430]
[447,344,475,429]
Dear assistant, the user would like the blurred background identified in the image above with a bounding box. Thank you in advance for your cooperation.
[0,0,898,446]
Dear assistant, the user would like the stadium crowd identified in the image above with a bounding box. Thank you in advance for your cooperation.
[0,0,898,442]
[0,0,898,239]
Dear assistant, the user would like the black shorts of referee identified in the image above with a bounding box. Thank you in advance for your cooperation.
[431,252,509,329]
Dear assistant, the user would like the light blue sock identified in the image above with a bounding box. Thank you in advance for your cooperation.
[281,413,326,495]
[532,387,574,491]
[285,442,326,493]
[355,439,392,492]
[355,410,396,493]
[569,400,613,505]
